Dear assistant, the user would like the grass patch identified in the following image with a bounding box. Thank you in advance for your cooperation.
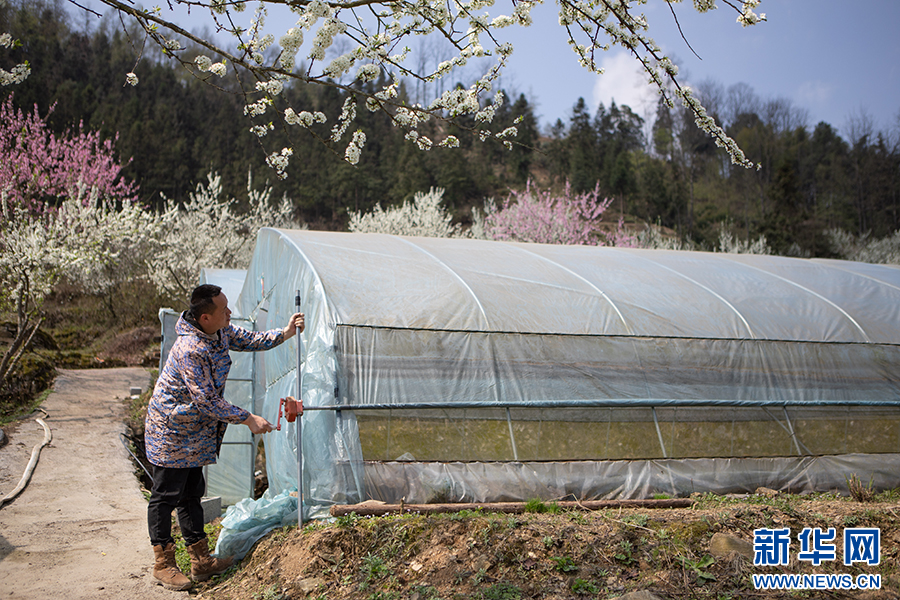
[523,498,561,514]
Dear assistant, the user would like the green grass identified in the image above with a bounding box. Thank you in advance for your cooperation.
[0,387,52,426]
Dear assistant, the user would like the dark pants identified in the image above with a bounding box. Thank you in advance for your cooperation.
[147,465,206,548]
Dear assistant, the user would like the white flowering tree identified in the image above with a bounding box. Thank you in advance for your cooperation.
[92,0,764,175]
[61,185,164,317]
[825,229,900,265]
[148,171,302,297]
[0,0,30,86]
[0,190,151,385]
[348,187,465,237]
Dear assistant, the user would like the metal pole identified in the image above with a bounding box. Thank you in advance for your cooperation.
[296,291,304,526]
[505,407,519,461]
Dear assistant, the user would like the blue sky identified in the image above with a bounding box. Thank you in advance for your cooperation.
[85,0,900,137]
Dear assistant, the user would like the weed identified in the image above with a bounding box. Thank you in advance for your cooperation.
[480,581,522,600]
[550,556,577,573]
[874,488,900,502]
[568,512,588,525]
[571,578,600,595]
[368,592,400,600]
[472,568,488,584]
[843,514,860,527]
[337,511,363,527]
[622,514,649,527]
[360,553,391,589]
[652,493,672,500]
[680,555,716,582]
[523,498,561,514]
[614,540,635,565]
[449,509,482,520]
[269,524,297,542]
[253,585,285,600]
[542,535,555,549]
[412,585,442,600]
[847,473,876,502]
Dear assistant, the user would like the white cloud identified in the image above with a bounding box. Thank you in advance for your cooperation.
[795,80,835,109]
[591,52,658,117]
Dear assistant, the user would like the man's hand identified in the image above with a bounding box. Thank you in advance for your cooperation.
[283,312,305,339]
[242,413,274,434]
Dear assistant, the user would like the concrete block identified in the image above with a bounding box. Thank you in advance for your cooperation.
[201,496,222,523]
[129,386,142,397]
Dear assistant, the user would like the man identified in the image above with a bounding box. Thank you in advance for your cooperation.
[145,284,303,591]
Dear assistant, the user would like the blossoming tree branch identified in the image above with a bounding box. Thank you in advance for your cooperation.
[80,0,764,176]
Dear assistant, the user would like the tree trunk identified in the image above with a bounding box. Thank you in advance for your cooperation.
[330,498,694,517]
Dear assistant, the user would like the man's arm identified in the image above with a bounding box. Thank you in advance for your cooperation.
[227,312,305,351]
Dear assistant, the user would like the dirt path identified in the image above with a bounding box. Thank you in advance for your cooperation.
[0,368,186,600]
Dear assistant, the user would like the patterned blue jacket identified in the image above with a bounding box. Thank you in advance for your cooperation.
[145,313,285,469]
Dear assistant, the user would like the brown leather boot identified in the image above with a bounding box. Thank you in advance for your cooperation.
[185,538,234,581]
[152,543,192,591]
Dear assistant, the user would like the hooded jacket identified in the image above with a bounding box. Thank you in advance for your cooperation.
[144,313,285,469]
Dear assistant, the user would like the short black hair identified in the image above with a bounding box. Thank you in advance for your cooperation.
[190,284,222,317]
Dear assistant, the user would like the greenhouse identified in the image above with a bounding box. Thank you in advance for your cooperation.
[160,229,900,518]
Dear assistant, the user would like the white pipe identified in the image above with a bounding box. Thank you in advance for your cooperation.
[0,413,52,508]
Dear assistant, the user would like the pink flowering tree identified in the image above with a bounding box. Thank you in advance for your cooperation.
[0,96,137,213]
[1,97,145,387]
[478,181,637,247]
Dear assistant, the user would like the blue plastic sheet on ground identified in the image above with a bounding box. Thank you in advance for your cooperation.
[213,488,298,561]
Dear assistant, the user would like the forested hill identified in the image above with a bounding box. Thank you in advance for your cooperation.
[2,0,898,253]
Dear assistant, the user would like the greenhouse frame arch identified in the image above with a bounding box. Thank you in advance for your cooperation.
[161,229,900,516]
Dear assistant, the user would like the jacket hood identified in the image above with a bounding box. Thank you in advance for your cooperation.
[175,312,218,340]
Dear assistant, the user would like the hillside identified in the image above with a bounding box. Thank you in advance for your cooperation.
[195,493,900,600]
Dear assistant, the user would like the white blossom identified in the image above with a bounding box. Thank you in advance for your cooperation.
[356,63,380,82]
[209,62,227,76]
[265,148,293,178]
[344,130,366,165]
[244,97,272,117]
[348,188,464,238]
[0,63,30,86]
[195,55,213,71]
[83,0,769,175]
[256,79,284,96]
[324,54,353,78]
[250,123,274,137]
[125,72,139,86]
[148,172,301,296]
[331,97,356,142]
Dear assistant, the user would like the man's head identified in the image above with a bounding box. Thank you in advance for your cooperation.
[189,284,230,334]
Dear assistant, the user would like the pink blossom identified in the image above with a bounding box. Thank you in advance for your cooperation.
[0,96,137,214]
[484,180,637,247]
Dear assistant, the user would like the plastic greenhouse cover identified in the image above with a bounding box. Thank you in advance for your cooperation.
[193,230,900,522]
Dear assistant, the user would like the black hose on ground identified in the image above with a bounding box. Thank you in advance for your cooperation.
[119,432,153,482]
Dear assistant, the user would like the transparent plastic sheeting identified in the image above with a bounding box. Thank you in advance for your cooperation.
[197,230,900,517]
[214,488,297,561]
[364,454,900,504]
